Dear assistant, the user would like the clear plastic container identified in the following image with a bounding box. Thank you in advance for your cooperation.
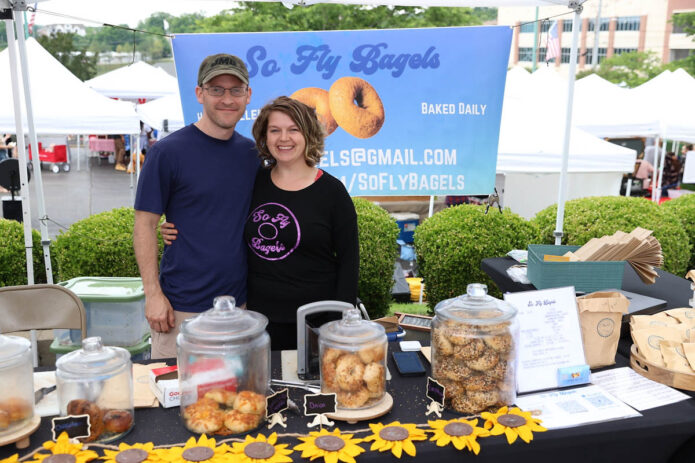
[431,283,518,414]
[177,296,270,435]
[56,337,134,443]
[319,308,387,409]
[0,335,34,436]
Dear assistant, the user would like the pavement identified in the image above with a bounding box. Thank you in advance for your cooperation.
[4,144,137,367]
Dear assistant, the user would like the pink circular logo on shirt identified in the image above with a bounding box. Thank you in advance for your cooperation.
[247,202,300,261]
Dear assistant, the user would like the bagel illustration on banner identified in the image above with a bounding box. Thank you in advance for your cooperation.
[290,76,385,139]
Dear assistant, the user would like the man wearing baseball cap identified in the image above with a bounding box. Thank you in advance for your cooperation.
[134,54,260,358]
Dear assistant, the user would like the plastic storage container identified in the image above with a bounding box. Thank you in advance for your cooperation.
[0,335,35,437]
[60,277,148,346]
[177,296,270,435]
[51,334,151,362]
[390,212,420,243]
[56,337,134,443]
[431,283,518,414]
[319,308,387,409]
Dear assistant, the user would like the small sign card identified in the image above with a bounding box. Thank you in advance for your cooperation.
[266,389,288,429]
[425,377,445,417]
[303,393,336,428]
[51,414,91,440]
[504,287,587,393]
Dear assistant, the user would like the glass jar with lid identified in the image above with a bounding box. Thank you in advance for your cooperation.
[319,308,387,409]
[56,336,133,442]
[0,334,34,437]
[431,283,518,414]
[177,296,269,435]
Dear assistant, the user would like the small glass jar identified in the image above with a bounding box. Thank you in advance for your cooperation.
[0,334,35,437]
[177,296,270,435]
[56,337,134,443]
[431,283,518,414]
[319,308,387,410]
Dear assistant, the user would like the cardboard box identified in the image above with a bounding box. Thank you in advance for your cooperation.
[149,365,180,408]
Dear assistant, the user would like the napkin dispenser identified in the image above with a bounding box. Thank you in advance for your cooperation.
[296,301,353,381]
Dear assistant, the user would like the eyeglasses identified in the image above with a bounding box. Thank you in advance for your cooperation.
[204,86,248,97]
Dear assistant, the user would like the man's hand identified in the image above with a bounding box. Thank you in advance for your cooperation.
[146,291,176,333]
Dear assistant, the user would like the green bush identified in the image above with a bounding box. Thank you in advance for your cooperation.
[52,207,163,281]
[531,196,691,276]
[662,194,695,271]
[0,219,45,286]
[414,205,537,310]
[353,198,400,319]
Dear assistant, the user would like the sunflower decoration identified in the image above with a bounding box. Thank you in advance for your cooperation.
[294,427,365,463]
[27,432,99,463]
[228,433,293,463]
[428,418,490,455]
[363,422,427,458]
[481,406,546,444]
[102,442,165,463]
[160,435,229,463]
[1,455,18,463]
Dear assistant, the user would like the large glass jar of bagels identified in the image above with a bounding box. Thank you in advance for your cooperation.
[0,334,35,437]
[319,308,387,409]
[177,296,270,435]
[55,336,134,443]
[431,283,518,414]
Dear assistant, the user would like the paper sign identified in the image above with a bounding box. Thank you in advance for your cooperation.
[52,414,91,440]
[514,384,641,429]
[266,389,289,418]
[504,287,587,393]
[303,393,337,416]
[590,367,691,411]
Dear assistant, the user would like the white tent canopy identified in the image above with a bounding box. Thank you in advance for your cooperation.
[0,38,140,134]
[86,61,179,101]
[136,94,185,132]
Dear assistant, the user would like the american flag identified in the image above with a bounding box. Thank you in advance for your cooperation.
[545,21,560,62]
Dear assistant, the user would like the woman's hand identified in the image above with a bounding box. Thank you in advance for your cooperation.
[160,221,178,245]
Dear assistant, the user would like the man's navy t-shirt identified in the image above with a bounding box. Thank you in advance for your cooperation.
[134,124,259,312]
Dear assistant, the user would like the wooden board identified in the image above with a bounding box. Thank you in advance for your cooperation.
[326,393,393,424]
[630,344,695,391]
[0,415,41,449]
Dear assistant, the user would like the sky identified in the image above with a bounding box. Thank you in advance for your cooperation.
[31,0,235,27]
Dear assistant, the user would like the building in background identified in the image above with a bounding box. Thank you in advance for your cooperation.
[499,0,695,72]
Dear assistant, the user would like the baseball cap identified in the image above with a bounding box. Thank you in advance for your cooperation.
[197,53,249,86]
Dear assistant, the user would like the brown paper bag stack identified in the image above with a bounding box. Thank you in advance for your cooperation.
[576,291,630,368]
[564,227,663,284]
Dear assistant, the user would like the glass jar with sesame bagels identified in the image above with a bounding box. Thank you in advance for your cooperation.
[319,308,387,409]
[177,296,270,435]
[431,283,518,415]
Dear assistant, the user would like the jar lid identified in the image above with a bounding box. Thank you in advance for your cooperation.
[434,283,516,325]
[179,296,268,344]
[319,308,385,345]
[56,337,130,378]
[0,334,30,369]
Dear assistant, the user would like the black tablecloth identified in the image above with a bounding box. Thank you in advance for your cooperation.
[4,345,695,462]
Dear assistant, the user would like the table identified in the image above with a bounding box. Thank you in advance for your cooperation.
[481,257,693,309]
[3,347,695,463]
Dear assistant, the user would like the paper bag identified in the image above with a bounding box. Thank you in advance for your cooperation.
[576,291,630,368]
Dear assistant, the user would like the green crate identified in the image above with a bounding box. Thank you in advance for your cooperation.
[50,334,151,362]
[527,244,625,293]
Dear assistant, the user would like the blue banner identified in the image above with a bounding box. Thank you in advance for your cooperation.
[172,27,511,196]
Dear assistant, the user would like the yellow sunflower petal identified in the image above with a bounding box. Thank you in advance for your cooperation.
[435,435,451,447]
[528,422,547,432]
[324,452,338,463]
[470,438,481,455]
[402,439,417,457]
[489,423,506,436]
[504,427,518,445]
[517,426,534,443]
[268,433,278,445]
[392,441,403,459]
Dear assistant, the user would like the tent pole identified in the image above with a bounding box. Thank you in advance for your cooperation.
[553,4,582,245]
[77,134,81,171]
[655,139,668,203]
[5,12,38,367]
[15,11,53,285]
[651,136,660,202]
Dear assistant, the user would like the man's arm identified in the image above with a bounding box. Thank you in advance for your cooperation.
[134,210,175,333]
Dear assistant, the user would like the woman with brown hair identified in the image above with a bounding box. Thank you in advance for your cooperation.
[162,97,359,350]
